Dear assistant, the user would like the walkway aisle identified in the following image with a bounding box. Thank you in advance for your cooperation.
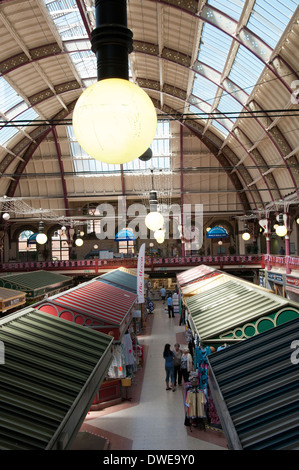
[79,301,227,451]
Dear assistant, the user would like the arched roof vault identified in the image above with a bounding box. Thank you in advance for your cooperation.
[0,0,298,216]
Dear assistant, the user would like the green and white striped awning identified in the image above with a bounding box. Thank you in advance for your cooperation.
[0,307,113,450]
[185,275,299,342]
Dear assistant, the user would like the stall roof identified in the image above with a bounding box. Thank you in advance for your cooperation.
[208,318,299,450]
[176,265,218,288]
[0,307,113,450]
[43,279,137,327]
[181,273,228,297]
[0,286,26,312]
[185,275,299,342]
[96,267,137,293]
[0,270,72,298]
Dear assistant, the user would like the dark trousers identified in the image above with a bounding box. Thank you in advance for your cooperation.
[168,305,174,317]
[181,368,189,383]
[174,365,182,386]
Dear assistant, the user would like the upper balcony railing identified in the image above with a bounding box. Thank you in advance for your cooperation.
[1,254,298,274]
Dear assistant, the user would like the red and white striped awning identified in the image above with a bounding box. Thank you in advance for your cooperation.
[48,280,137,326]
[177,265,218,287]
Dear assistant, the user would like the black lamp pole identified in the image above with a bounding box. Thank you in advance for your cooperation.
[91,0,133,81]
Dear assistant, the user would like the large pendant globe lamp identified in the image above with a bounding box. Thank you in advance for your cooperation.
[145,190,164,232]
[72,0,157,165]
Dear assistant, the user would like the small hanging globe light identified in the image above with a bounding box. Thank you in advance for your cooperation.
[75,238,84,247]
[2,212,10,221]
[36,233,47,245]
[36,221,47,244]
[275,214,287,237]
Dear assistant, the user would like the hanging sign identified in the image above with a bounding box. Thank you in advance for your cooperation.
[206,226,228,239]
[137,243,145,303]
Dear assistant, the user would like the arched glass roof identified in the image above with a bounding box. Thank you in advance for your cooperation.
[0,0,298,215]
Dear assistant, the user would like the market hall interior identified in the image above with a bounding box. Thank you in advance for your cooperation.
[74,300,228,451]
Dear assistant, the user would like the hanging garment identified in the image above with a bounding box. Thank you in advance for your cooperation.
[107,345,126,378]
[185,389,206,418]
[122,333,136,366]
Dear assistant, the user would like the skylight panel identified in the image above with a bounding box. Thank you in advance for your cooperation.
[0,108,39,146]
[211,119,230,136]
[197,22,233,73]
[207,0,245,21]
[246,0,298,49]
[217,90,244,122]
[0,77,23,114]
[192,75,218,105]
[228,45,265,95]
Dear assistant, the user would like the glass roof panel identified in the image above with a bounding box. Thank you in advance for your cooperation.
[246,0,298,49]
[228,45,265,95]
[217,90,244,122]
[0,77,23,114]
[197,22,233,73]
[211,119,230,136]
[192,75,219,106]
[0,108,39,146]
[207,0,246,21]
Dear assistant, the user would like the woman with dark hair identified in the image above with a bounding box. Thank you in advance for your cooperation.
[163,344,175,391]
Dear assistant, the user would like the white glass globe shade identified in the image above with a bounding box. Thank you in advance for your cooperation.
[2,212,10,220]
[72,78,157,165]
[145,212,164,231]
[218,240,223,245]
[154,229,165,243]
[242,232,251,241]
[297,218,299,225]
[75,238,84,247]
[36,233,47,245]
[276,225,287,237]
[94,244,98,249]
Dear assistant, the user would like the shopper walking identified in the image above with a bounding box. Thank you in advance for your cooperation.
[163,344,175,392]
[160,286,166,303]
[173,343,182,387]
[167,294,174,318]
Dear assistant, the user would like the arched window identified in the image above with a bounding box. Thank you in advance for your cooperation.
[51,230,69,261]
[18,230,37,261]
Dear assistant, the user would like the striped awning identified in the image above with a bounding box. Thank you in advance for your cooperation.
[185,277,292,341]
[0,307,113,450]
[0,270,72,297]
[96,268,137,293]
[208,318,299,450]
[46,280,137,326]
[177,264,218,287]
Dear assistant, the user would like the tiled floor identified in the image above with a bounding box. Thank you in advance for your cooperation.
[75,301,228,451]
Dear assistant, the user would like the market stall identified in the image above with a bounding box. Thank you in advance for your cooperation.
[184,273,299,348]
[35,278,140,409]
[0,307,113,450]
[35,279,137,341]
[0,286,26,314]
[208,317,299,450]
[0,270,72,301]
[176,264,219,289]
[96,267,137,293]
